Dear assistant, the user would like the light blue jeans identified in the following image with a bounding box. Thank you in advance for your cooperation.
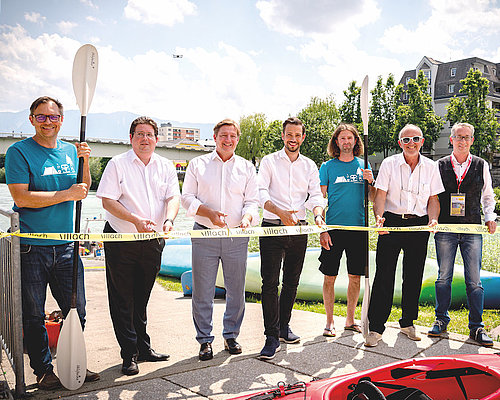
[434,232,484,330]
[191,223,249,344]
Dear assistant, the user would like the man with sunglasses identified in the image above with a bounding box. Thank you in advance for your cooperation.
[427,122,496,346]
[5,96,99,389]
[365,124,444,347]
[97,116,180,375]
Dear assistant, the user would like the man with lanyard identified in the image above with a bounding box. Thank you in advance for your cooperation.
[181,119,259,361]
[257,117,326,360]
[427,122,496,346]
[365,124,444,347]
[5,96,99,389]
[97,116,180,375]
[319,124,375,337]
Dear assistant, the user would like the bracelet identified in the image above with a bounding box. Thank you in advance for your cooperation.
[315,215,324,222]
[165,218,174,226]
[370,180,376,187]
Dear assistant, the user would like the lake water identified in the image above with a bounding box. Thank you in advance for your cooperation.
[0,183,191,233]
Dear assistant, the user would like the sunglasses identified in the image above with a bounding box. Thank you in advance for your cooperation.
[400,136,422,144]
[33,114,61,123]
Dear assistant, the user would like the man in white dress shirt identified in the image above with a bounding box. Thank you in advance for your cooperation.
[365,124,444,347]
[97,116,180,375]
[257,117,326,360]
[181,119,259,361]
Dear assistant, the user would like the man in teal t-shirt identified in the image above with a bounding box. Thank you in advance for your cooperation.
[318,124,375,337]
[5,96,99,390]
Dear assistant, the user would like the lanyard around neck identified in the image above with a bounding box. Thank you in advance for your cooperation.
[450,155,472,193]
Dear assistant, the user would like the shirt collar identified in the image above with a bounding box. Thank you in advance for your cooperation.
[451,152,472,166]
[128,149,158,166]
[210,150,235,163]
[278,147,301,162]
[396,152,422,168]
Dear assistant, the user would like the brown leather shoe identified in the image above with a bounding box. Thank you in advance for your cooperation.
[36,370,62,390]
[85,369,101,382]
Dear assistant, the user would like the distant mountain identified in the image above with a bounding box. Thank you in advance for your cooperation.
[0,110,214,140]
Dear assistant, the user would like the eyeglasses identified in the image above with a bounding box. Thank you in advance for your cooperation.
[33,114,61,123]
[452,135,473,142]
[134,132,156,139]
[400,136,422,144]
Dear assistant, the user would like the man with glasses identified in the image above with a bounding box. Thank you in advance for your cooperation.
[5,96,99,389]
[427,122,496,346]
[365,124,444,347]
[97,116,180,375]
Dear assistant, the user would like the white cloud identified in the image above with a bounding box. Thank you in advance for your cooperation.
[57,21,78,34]
[124,0,197,26]
[24,12,46,24]
[380,0,500,60]
[80,0,98,9]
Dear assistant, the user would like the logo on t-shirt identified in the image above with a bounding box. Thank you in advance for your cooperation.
[42,155,76,176]
[334,167,363,184]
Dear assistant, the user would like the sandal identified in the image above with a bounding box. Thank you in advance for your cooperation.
[344,324,362,333]
[323,327,336,337]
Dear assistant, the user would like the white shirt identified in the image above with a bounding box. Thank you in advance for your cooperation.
[96,150,180,233]
[181,151,259,229]
[258,148,326,220]
[450,153,497,222]
[375,153,444,216]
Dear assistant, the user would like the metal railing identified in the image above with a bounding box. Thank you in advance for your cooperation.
[0,208,26,397]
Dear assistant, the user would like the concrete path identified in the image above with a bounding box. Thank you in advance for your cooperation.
[2,259,499,399]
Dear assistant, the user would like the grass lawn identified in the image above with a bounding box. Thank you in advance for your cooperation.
[157,275,500,341]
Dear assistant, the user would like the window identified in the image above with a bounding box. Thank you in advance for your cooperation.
[403,92,408,101]
[450,67,456,77]
[405,76,411,84]
[448,84,455,93]
[493,68,497,77]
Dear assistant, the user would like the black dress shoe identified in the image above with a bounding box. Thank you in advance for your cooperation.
[121,358,139,376]
[199,342,213,361]
[224,338,242,354]
[137,349,170,362]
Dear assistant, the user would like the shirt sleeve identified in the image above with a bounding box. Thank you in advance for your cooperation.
[257,156,272,208]
[164,162,181,200]
[481,160,497,222]
[95,159,122,200]
[241,164,260,226]
[374,158,391,191]
[304,161,327,211]
[5,146,29,184]
[180,160,203,217]
[429,161,445,196]
[319,162,328,186]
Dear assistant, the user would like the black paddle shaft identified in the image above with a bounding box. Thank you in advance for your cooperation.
[363,133,369,279]
[71,115,86,308]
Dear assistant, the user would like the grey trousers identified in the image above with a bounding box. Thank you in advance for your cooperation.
[191,223,249,344]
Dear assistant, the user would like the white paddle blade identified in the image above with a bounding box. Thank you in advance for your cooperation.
[360,75,369,136]
[56,309,87,390]
[360,277,370,338]
[72,44,98,117]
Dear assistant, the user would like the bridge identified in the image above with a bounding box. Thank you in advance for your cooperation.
[0,132,211,161]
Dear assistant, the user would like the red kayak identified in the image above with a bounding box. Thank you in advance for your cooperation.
[231,354,500,400]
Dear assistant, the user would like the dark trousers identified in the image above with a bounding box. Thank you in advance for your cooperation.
[368,212,430,334]
[103,222,165,360]
[259,221,308,338]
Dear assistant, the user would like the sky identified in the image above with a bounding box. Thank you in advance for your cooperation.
[1,0,500,127]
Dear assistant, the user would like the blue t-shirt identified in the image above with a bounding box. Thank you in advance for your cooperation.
[319,157,371,226]
[5,137,77,245]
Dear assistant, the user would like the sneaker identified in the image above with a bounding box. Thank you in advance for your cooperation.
[427,320,447,337]
[364,331,382,347]
[279,325,300,344]
[470,327,493,347]
[259,336,281,360]
[400,326,421,341]
[36,370,62,390]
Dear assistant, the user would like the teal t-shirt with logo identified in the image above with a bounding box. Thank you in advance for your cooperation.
[319,157,371,226]
[5,137,77,245]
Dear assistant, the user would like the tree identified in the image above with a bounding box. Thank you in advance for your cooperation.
[394,71,443,151]
[297,95,339,166]
[368,74,398,158]
[236,113,267,165]
[261,119,283,156]
[446,68,500,160]
[339,81,361,126]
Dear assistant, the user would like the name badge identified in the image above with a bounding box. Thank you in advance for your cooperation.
[450,193,466,216]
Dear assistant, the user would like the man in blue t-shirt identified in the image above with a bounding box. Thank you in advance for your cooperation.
[318,123,375,337]
[5,96,99,390]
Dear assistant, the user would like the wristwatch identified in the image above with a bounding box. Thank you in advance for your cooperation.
[369,180,376,187]
[315,215,325,223]
[165,218,174,226]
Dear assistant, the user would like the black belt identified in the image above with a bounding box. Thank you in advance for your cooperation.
[386,212,421,220]
[262,218,307,226]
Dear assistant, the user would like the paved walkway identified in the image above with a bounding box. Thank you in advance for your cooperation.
[2,259,499,399]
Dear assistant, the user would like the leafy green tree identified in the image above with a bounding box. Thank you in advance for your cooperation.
[339,81,361,126]
[297,95,339,166]
[446,68,500,160]
[236,113,267,165]
[368,74,398,157]
[261,119,283,156]
[89,157,104,190]
[395,71,442,151]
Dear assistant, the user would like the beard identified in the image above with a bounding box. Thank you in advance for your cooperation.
[285,142,300,153]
